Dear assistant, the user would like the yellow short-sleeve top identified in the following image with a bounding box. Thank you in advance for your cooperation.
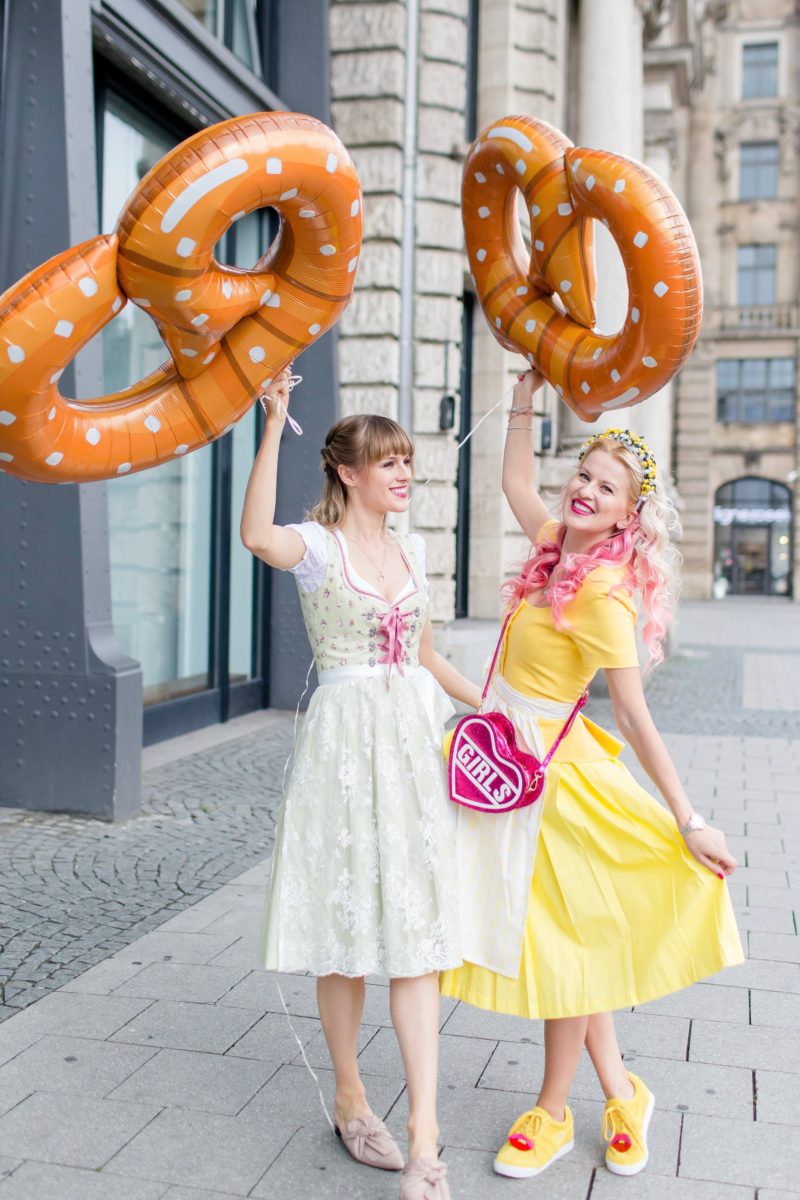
[498,522,640,761]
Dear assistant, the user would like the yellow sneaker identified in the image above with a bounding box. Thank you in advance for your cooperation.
[603,1072,655,1176]
[493,1105,574,1178]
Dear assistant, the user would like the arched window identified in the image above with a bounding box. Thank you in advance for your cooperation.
[713,476,792,597]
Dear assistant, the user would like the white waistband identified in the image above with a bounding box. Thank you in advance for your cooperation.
[317,663,420,685]
[490,673,576,719]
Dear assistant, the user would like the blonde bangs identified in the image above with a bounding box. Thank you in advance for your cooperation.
[360,416,414,467]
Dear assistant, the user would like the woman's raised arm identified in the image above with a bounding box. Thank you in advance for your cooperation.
[502,370,552,543]
[240,368,307,569]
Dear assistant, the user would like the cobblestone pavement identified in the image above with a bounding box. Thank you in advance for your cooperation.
[0,599,797,1198]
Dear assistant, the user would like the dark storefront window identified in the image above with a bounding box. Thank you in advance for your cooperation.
[714,478,792,597]
[716,357,795,423]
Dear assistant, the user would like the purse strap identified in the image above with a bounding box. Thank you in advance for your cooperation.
[482,604,588,766]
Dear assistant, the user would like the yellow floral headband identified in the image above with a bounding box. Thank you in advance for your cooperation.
[578,428,657,498]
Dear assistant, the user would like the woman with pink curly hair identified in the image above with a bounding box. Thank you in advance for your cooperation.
[440,370,743,1183]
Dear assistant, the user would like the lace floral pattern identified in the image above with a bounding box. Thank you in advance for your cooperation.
[261,530,461,978]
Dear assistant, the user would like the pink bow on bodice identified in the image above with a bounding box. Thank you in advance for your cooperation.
[378,605,410,679]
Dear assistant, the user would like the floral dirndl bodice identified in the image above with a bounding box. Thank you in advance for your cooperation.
[297,526,426,676]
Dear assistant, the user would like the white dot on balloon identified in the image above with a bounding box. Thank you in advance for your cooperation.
[0,411,16,425]
[249,347,266,363]
[175,444,189,455]
[326,153,338,173]
[611,369,621,383]
[266,157,282,174]
[132,297,151,308]
[642,355,658,368]
[175,289,192,302]
[0,452,13,462]
[222,281,233,299]
[534,240,544,252]
[572,159,581,173]
[7,345,24,363]
[48,406,56,420]
[177,237,196,258]
[309,324,321,335]
[112,296,123,313]
[54,320,74,338]
[78,277,98,297]
[474,172,486,183]
[478,206,490,219]
[516,286,528,296]
[495,317,502,329]
[654,281,669,297]
[528,353,535,365]
[261,378,273,389]
[631,307,640,323]
[85,428,100,445]
[586,176,595,191]
[581,382,590,394]
[525,320,536,333]
[351,199,360,217]
[614,179,626,193]
[299,209,315,218]
[593,347,602,360]
[267,293,281,308]
[117,462,131,474]
[476,249,487,262]
[181,348,198,357]
[203,352,215,365]
[191,313,209,326]
[320,244,336,256]
[144,415,161,432]
[633,231,649,248]
[530,204,540,217]
[556,385,563,397]
[347,258,358,273]
[279,188,298,201]
[560,280,572,292]
[515,159,526,175]
[558,203,572,216]
[260,290,272,305]
[45,451,63,466]
[495,164,505,175]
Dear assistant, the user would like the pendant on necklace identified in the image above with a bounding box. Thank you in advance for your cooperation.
[377,573,385,582]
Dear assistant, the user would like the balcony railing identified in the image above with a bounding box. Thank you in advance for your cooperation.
[715,304,799,334]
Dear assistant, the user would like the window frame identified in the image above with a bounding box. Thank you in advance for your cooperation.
[739,140,779,201]
[741,40,779,100]
[715,356,796,424]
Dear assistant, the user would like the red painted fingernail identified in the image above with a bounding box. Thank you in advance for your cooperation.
[717,872,725,880]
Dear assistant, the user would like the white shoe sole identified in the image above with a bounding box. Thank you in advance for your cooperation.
[493,1138,574,1179]
[605,1090,655,1177]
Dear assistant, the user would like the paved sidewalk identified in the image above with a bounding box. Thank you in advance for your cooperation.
[0,599,796,1198]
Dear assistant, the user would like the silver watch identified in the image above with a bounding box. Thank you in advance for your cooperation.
[679,812,706,838]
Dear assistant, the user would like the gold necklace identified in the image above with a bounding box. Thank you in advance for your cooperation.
[345,531,391,583]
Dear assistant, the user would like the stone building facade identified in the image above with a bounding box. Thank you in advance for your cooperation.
[669,0,800,600]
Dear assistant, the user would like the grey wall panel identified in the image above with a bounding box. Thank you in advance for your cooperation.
[266,0,339,710]
[0,0,142,819]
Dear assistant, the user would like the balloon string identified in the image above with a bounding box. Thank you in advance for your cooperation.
[258,371,304,436]
[275,978,335,1131]
[411,384,516,497]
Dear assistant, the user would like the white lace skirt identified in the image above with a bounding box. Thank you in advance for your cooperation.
[260,667,462,978]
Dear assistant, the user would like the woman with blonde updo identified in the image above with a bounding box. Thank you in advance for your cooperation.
[241,368,480,1200]
[439,370,743,1183]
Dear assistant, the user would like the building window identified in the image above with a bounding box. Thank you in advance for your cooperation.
[742,42,778,99]
[178,0,262,74]
[716,358,795,423]
[739,141,779,200]
[737,244,776,306]
[713,477,792,597]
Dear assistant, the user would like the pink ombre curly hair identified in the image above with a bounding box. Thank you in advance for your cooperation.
[502,441,682,667]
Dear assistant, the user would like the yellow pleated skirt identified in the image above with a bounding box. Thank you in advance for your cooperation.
[439,755,744,1019]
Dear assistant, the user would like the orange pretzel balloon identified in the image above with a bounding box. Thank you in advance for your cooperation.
[0,112,362,482]
[463,116,702,421]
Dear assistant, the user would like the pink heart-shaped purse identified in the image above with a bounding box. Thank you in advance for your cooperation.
[448,608,586,815]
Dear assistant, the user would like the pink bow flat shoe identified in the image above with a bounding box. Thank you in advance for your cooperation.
[400,1157,451,1200]
[335,1113,404,1171]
